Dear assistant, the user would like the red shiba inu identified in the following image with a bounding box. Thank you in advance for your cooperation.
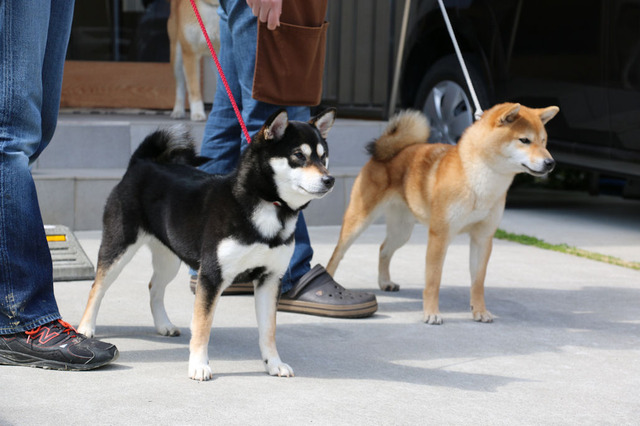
[167,0,219,121]
[326,103,559,324]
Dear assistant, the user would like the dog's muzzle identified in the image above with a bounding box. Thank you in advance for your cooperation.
[522,158,556,176]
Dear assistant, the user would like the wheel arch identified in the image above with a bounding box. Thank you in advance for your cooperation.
[399,8,495,109]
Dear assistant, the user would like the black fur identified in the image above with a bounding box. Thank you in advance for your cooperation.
[97,110,334,299]
[365,139,377,157]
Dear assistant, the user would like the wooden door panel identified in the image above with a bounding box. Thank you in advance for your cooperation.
[61,60,175,109]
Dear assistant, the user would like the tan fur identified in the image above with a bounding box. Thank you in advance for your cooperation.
[78,267,106,336]
[167,0,220,121]
[188,285,218,381]
[327,103,559,324]
[370,110,430,161]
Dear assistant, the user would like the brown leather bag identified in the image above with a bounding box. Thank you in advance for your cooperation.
[252,0,329,106]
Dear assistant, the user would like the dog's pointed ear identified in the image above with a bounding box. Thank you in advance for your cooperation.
[538,106,559,125]
[310,108,336,139]
[263,109,289,141]
[498,103,521,125]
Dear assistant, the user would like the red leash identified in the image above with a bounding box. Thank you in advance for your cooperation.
[189,0,252,143]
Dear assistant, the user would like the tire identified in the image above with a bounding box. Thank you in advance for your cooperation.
[414,55,489,145]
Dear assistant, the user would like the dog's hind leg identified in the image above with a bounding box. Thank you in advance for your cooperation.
[326,170,388,276]
[148,238,182,336]
[78,236,146,337]
[378,200,415,291]
[255,274,293,377]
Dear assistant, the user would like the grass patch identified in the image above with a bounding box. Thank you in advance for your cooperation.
[494,229,640,271]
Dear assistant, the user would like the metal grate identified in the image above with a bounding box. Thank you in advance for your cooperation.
[46,225,95,282]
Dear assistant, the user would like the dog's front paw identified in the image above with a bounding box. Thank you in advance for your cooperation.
[156,324,181,337]
[264,359,294,377]
[190,111,206,122]
[170,108,186,119]
[77,323,95,338]
[189,102,206,122]
[472,310,494,323]
[378,279,400,292]
[189,362,213,381]
[423,312,443,325]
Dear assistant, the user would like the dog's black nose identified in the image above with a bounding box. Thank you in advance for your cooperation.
[322,175,335,188]
[544,158,556,171]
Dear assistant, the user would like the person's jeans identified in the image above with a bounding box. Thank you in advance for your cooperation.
[199,0,312,292]
[0,0,75,334]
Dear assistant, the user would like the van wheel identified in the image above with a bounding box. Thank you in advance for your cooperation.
[414,55,488,145]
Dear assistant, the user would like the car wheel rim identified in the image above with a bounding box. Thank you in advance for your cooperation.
[423,80,473,145]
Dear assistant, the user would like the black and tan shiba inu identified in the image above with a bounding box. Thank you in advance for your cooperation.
[78,108,336,381]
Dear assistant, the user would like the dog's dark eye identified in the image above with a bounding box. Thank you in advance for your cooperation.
[519,138,531,145]
[293,152,306,162]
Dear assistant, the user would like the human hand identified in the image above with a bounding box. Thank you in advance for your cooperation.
[246,0,282,30]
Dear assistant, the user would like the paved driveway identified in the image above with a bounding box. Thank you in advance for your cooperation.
[1,190,638,425]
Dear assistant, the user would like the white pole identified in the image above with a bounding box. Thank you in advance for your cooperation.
[437,0,483,120]
[387,0,412,117]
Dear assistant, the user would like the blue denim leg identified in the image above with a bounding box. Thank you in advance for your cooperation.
[0,0,75,334]
[199,0,313,291]
[199,1,244,175]
[280,214,312,293]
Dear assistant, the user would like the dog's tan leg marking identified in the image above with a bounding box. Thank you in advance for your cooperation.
[423,228,449,325]
[188,285,217,381]
[255,277,293,377]
[181,48,206,121]
[77,267,108,338]
[148,239,182,336]
[327,169,387,276]
[78,241,143,337]
[379,201,415,291]
[469,230,494,323]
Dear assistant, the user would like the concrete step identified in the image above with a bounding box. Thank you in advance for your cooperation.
[34,111,207,170]
[35,168,124,231]
[34,112,385,230]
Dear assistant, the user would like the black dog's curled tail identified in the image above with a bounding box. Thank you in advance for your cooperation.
[130,125,208,167]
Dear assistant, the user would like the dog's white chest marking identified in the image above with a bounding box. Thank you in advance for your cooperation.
[463,208,490,226]
[184,4,218,45]
[252,201,297,241]
[446,198,491,232]
[217,238,293,283]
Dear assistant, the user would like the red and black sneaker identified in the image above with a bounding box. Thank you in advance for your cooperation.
[0,319,118,371]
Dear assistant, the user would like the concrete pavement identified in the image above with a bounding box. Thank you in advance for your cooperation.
[1,189,639,425]
[502,188,640,264]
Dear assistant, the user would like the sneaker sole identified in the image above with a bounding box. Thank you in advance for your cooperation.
[0,348,119,371]
[277,299,378,318]
[222,282,254,295]
[190,279,254,295]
